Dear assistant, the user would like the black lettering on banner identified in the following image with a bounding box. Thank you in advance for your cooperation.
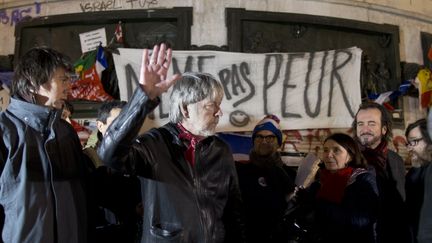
[281,53,303,118]
[197,56,215,72]
[218,68,232,100]
[232,62,255,107]
[328,50,355,117]
[263,54,283,114]
[304,51,327,118]
[172,56,193,74]
[125,63,164,119]
[231,64,245,96]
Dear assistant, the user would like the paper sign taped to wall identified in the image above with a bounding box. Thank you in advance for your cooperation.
[79,28,107,53]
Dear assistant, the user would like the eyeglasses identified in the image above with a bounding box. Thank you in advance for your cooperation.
[406,138,423,147]
[255,135,277,142]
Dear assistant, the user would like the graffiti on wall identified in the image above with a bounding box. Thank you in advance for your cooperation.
[0,2,42,26]
[79,0,158,12]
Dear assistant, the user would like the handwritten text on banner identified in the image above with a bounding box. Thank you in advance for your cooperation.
[113,47,362,132]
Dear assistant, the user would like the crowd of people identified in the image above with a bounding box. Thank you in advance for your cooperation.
[0,43,431,243]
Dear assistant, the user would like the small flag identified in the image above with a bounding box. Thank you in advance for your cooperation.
[95,45,108,79]
[115,22,123,43]
[373,91,393,105]
[70,50,113,102]
[218,133,252,161]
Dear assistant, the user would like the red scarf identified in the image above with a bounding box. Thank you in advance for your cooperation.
[317,167,354,204]
[360,140,388,176]
[177,124,202,167]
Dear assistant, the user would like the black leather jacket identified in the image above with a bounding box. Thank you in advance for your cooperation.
[98,88,245,243]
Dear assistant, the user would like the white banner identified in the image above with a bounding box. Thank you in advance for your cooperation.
[113,47,362,132]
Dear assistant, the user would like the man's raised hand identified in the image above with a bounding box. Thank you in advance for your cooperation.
[139,43,181,100]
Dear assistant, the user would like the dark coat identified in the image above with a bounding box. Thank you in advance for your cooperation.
[375,150,410,243]
[98,88,245,243]
[309,168,379,243]
[406,165,428,243]
[236,161,295,243]
[0,98,88,243]
[417,163,432,243]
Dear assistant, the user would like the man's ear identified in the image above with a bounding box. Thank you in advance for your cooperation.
[96,121,105,133]
[381,126,388,137]
[180,104,189,119]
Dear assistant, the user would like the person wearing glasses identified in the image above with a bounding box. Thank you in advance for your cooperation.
[0,47,88,242]
[405,119,432,243]
[235,115,296,243]
[422,110,432,243]
[352,102,410,243]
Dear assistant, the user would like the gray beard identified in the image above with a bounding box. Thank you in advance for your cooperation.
[358,135,381,148]
[411,152,432,168]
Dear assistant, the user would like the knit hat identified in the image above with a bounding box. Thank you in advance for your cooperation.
[252,114,283,146]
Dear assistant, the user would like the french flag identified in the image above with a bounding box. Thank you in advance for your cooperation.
[218,133,252,161]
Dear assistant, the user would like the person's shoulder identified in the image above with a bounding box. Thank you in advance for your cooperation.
[213,135,231,148]
[0,111,8,124]
[134,123,176,146]
[387,149,405,167]
[387,149,403,160]
[0,109,20,130]
[350,168,376,186]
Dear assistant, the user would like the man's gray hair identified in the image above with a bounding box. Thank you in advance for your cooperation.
[169,72,224,123]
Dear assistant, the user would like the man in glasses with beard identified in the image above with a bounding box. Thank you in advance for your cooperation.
[236,115,296,243]
[405,118,432,243]
[352,102,409,243]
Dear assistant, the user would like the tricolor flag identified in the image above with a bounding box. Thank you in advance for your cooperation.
[69,50,113,102]
[96,45,108,79]
[218,133,252,161]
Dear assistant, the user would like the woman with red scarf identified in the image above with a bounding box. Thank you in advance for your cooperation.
[298,133,379,243]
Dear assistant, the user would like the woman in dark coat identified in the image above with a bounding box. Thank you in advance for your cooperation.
[299,133,379,243]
